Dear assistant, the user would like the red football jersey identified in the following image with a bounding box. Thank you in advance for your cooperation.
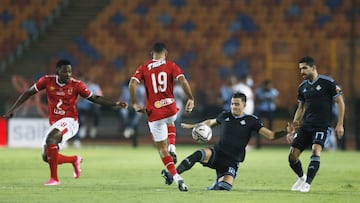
[131,59,184,121]
[34,75,92,124]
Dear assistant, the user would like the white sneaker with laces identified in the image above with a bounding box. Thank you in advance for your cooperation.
[300,183,311,192]
[291,174,306,191]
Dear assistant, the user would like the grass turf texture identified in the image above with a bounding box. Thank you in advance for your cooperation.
[0,145,359,203]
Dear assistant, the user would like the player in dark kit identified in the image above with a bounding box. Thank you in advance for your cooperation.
[286,56,345,192]
[162,92,294,191]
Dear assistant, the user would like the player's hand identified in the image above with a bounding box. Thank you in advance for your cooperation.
[292,121,301,129]
[286,122,295,135]
[185,99,194,112]
[286,132,294,144]
[133,104,146,113]
[335,124,344,139]
[181,123,195,129]
[2,112,14,118]
[115,101,128,109]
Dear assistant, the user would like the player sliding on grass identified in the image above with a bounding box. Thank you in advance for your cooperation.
[129,42,195,192]
[162,92,294,191]
[3,59,127,186]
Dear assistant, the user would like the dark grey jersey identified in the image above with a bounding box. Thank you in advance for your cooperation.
[298,74,341,128]
[215,111,263,162]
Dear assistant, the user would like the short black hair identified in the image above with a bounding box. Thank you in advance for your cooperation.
[299,56,316,67]
[56,59,71,69]
[152,42,167,53]
[232,92,247,103]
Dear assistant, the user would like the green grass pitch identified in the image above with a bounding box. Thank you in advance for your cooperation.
[0,145,359,203]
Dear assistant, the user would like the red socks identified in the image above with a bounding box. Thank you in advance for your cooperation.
[161,155,177,176]
[46,144,59,181]
[168,125,176,145]
[46,144,77,180]
[57,154,77,165]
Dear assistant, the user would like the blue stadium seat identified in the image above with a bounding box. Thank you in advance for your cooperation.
[222,38,240,56]
[181,20,195,33]
[111,57,126,70]
[0,10,13,24]
[110,11,126,25]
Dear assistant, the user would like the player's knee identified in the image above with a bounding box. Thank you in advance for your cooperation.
[41,145,48,162]
[288,151,299,162]
[191,149,205,162]
[46,129,62,145]
[42,153,48,162]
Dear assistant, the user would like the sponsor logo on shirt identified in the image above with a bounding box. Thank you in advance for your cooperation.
[154,98,175,108]
[56,91,65,96]
[148,60,166,70]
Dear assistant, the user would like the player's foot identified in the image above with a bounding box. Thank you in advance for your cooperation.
[44,178,60,186]
[161,169,173,185]
[72,155,83,179]
[207,180,218,190]
[291,174,306,191]
[177,180,188,192]
[300,183,311,192]
[173,174,188,192]
[169,151,177,164]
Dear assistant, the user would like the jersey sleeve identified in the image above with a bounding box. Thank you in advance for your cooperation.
[34,76,47,92]
[172,62,184,80]
[251,116,264,132]
[297,86,305,103]
[215,111,227,124]
[78,80,92,98]
[131,65,144,83]
[331,82,342,98]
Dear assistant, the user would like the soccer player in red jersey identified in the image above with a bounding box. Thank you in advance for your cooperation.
[3,59,127,186]
[129,42,195,191]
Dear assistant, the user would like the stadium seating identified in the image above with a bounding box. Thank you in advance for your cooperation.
[41,0,357,109]
[0,0,63,61]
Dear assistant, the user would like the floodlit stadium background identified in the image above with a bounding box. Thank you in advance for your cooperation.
[0,0,359,149]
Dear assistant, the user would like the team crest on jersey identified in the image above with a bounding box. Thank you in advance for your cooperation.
[240,120,246,125]
[49,86,55,91]
[67,88,73,95]
[225,118,230,121]
[303,88,307,93]
[316,85,322,91]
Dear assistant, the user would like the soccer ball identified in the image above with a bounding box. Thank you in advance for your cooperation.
[192,124,212,143]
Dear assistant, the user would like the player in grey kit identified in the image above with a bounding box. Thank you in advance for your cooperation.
[287,56,345,192]
[162,92,294,191]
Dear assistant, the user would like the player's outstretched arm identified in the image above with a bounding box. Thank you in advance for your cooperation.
[3,86,37,118]
[259,122,294,140]
[181,119,217,129]
[88,95,128,109]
